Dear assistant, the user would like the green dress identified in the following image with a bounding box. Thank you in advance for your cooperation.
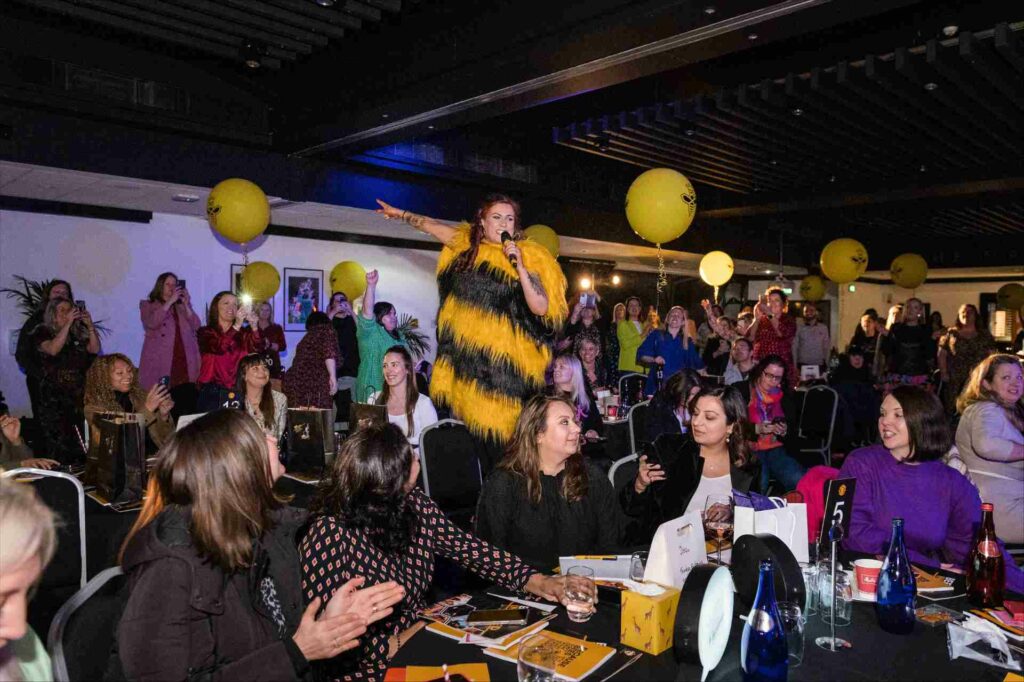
[617,320,646,373]
[354,315,406,403]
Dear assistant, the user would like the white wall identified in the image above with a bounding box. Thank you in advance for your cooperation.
[0,209,440,415]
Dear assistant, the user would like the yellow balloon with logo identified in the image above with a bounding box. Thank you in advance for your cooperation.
[996,282,1024,311]
[524,224,559,258]
[820,238,869,284]
[699,251,733,287]
[206,178,270,244]
[890,253,928,289]
[625,168,697,244]
[240,261,280,302]
[330,261,367,301]
[799,275,827,302]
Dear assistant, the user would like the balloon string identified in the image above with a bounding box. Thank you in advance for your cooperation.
[714,285,720,303]
[656,244,668,310]
[242,244,249,267]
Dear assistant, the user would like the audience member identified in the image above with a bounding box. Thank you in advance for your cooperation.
[696,304,723,351]
[301,422,568,680]
[369,345,438,447]
[138,272,202,416]
[355,270,407,403]
[196,291,267,412]
[14,279,74,417]
[733,355,806,493]
[575,332,612,392]
[830,349,879,446]
[32,297,100,463]
[283,312,339,417]
[637,306,704,395]
[237,353,288,440]
[327,291,360,420]
[548,354,602,440]
[617,296,646,373]
[701,317,735,377]
[840,386,1023,593]
[644,368,703,444]
[563,297,601,349]
[83,353,174,455]
[723,337,756,386]
[0,478,57,682]
[939,303,997,414]
[747,288,797,388]
[116,411,397,680]
[736,309,754,337]
[606,302,625,380]
[793,303,830,373]
[846,312,880,377]
[929,310,945,341]
[256,302,288,380]
[0,414,58,470]
[624,386,758,538]
[878,297,935,392]
[475,394,623,570]
[955,354,1024,543]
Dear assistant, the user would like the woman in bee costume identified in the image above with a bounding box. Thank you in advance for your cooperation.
[376,195,567,472]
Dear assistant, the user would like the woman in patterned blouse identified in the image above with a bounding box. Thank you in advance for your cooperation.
[300,423,569,681]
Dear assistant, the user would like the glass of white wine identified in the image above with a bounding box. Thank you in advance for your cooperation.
[703,494,734,564]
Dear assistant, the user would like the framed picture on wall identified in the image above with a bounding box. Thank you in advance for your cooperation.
[230,264,245,297]
[284,268,324,331]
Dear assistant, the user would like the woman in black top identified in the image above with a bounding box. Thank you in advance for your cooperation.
[878,297,935,391]
[644,368,703,445]
[475,394,624,570]
[622,385,758,539]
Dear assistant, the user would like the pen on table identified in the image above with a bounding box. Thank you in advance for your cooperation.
[574,555,619,560]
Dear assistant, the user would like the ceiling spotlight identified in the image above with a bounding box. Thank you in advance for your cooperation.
[764,269,773,274]
[382,113,390,119]
[919,164,927,172]
[427,125,435,130]
[829,175,836,183]
[684,128,696,136]
[791,108,803,116]
[770,159,778,165]
[171,193,199,203]
[611,274,622,285]
[747,33,759,41]
[703,6,716,15]
[942,25,958,37]
[241,41,262,69]
[579,277,592,290]
[313,0,336,5]
[924,82,939,91]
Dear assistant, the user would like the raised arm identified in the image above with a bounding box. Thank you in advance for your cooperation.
[361,270,378,321]
[376,199,458,246]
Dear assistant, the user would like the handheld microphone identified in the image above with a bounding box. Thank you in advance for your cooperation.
[500,231,518,268]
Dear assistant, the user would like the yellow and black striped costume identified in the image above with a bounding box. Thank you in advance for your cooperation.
[431,225,567,443]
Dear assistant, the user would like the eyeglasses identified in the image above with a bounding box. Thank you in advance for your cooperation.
[764,372,785,382]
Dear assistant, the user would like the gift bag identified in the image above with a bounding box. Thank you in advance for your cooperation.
[733,492,809,564]
[286,408,335,475]
[86,413,147,505]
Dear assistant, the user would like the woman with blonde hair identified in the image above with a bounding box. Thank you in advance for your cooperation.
[83,353,174,456]
[0,478,57,682]
[475,394,623,570]
[116,410,402,681]
[955,354,1024,543]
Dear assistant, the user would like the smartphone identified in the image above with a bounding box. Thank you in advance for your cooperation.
[158,376,171,388]
[579,292,596,307]
[75,299,86,310]
[465,608,528,626]
[177,278,186,290]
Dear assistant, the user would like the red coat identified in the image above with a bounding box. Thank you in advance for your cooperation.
[137,300,202,390]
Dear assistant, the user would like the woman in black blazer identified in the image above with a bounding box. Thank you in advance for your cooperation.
[621,385,759,540]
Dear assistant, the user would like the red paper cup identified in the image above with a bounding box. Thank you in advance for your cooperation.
[607,405,618,418]
[853,559,883,595]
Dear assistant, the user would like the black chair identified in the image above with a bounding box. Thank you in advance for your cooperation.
[418,419,482,530]
[48,566,126,682]
[607,453,639,494]
[627,400,651,454]
[3,468,87,637]
[795,385,839,466]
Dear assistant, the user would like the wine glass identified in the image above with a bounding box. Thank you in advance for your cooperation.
[629,551,649,582]
[703,494,734,564]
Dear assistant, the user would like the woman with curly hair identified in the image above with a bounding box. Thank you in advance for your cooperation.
[300,422,567,680]
[84,353,174,457]
[375,195,567,471]
[939,303,997,414]
[475,394,624,570]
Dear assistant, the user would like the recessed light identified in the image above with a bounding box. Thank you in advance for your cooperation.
[703,6,716,15]
[770,159,778,166]
[829,175,836,183]
[924,82,938,91]
[919,164,927,172]
[313,0,335,6]
[747,33,758,41]
[684,128,696,136]
[764,269,772,274]
[791,108,803,116]
[942,25,958,37]
[427,125,435,130]
[382,113,390,119]
[172,193,200,203]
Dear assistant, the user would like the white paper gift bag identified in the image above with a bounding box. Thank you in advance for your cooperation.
[644,511,707,588]
[734,497,809,564]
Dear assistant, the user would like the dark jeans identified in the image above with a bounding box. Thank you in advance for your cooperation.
[757,445,806,493]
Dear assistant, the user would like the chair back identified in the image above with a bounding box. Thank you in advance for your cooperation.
[618,373,646,408]
[797,386,839,444]
[2,468,87,589]
[627,400,651,454]
[607,453,639,493]
[48,567,126,682]
[418,419,482,519]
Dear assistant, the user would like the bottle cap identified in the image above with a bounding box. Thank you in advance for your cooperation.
[981,503,994,512]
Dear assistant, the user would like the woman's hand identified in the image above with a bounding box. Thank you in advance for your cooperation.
[0,414,22,443]
[62,308,83,330]
[233,305,247,327]
[366,270,379,287]
[144,384,168,413]
[653,356,666,366]
[292,597,367,662]
[329,375,338,396]
[375,199,404,220]
[158,396,175,418]
[246,307,260,327]
[20,457,60,470]
[503,240,524,272]
[525,574,567,602]
[323,577,406,625]
[634,455,666,494]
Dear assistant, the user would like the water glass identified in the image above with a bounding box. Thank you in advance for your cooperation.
[629,551,649,582]
[517,633,556,682]
[819,571,853,627]
[565,566,596,623]
[778,601,805,667]
[801,564,819,616]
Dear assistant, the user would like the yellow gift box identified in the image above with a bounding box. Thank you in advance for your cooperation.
[620,584,681,655]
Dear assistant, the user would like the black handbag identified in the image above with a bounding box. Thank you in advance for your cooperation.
[86,413,147,505]
[285,408,334,475]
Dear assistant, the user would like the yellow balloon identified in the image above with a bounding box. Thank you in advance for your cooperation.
[996,283,1024,311]
[625,168,697,244]
[799,275,827,302]
[699,251,734,287]
[206,178,270,244]
[329,261,367,301]
[890,253,928,289]
[523,224,559,258]
[820,238,869,284]
[240,261,280,302]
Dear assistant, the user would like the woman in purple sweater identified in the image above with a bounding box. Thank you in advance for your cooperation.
[840,385,1023,593]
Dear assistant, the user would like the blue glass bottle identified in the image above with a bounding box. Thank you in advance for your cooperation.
[741,558,788,682]
[875,518,916,634]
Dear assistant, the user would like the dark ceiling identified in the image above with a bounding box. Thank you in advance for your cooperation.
[0,0,1022,269]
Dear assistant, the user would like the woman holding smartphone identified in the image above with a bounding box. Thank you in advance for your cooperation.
[196,291,267,412]
[139,272,202,416]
